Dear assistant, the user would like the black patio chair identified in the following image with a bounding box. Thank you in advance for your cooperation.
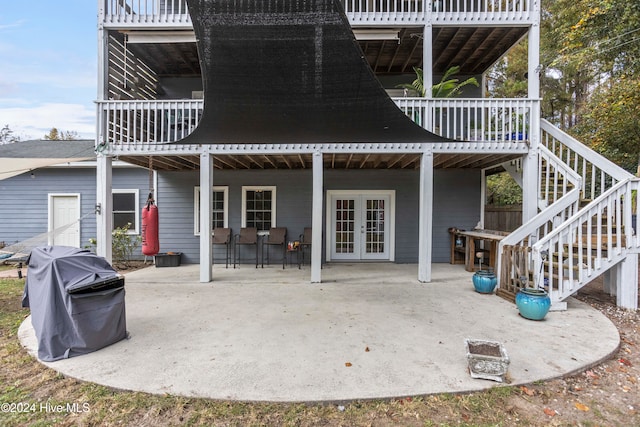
[299,227,312,266]
[261,227,287,269]
[234,227,258,268]
[212,227,232,268]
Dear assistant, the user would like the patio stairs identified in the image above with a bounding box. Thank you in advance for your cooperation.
[497,119,639,310]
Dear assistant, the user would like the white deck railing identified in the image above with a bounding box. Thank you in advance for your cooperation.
[101,0,534,26]
[97,97,534,147]
[396,97,534,144]
[97,99,204,146]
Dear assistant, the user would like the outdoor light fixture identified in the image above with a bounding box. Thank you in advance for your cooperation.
[352,29,400,42]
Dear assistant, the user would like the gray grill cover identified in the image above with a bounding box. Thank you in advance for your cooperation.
[22,246,127,362]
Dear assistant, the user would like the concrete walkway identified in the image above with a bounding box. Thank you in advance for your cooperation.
[19,263,619,402]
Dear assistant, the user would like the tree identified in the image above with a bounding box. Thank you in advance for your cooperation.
[44,127,79,141]
[397,66,479,97]
[486,173,523,205]
[574,76,640,173]
[0,125,20,144]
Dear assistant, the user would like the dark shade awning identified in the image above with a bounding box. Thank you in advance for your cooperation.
[180,0,449,144]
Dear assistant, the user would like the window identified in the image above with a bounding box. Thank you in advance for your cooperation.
[242,186,276,232]
[194,186,228,235]
[112,189,139,233]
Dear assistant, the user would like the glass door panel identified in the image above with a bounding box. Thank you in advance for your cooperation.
[330,194,390,260]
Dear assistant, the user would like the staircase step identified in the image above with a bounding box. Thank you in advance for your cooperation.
[581,235,627,246]
[543,260,583,273]
[552,251,597,264]
[562,242,609,252]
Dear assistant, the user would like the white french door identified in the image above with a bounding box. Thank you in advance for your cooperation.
[328,191,394,261]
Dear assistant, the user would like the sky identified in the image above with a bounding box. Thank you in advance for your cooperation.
[0,1,97,141]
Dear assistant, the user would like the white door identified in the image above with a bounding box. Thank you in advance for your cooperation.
[329,192,392,261]
[50,195,80,247]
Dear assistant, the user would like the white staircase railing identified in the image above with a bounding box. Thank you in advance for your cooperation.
[498,119,637,309]
[541,119,632,199]
[497,145,582,299]
[532,178,640,309]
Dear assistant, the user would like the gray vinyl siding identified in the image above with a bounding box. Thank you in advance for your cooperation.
[432,169,482,262]
[1,165,480,265]
[157,168,481,264]
[0,167,149,255]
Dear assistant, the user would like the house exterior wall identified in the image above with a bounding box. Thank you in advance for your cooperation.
[0,167,149,252]
[157,167,481,264]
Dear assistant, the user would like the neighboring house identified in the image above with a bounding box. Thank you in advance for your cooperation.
[0,140,149,253]
[94,0,638,310]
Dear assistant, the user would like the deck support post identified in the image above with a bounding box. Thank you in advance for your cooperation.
[96,154,113,263]
[311,150,323,283]
[604,256,638,310]
[418,148,433,282]
[200,152,213,282]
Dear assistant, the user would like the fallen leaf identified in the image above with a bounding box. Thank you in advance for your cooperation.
[619,358,633,367]
[586,371,599,379]
[543,407,556,417]
[575,402,590,412]
[520,386,535,396]
[622,337,635,346]
[345,362,352,367]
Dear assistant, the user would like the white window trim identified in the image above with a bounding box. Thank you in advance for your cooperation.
[241,186,277,234]
[112,189,140,234]
[194,186,229,236]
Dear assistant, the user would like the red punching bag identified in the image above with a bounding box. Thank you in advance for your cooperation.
[141,193,159,256]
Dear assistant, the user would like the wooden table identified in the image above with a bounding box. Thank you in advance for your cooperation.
[456,230,507,272]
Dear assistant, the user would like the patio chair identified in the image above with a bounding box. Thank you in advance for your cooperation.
[261,227,287,269]
[234,227,258,268]
[299,227,312,266]
[212,228,232,268]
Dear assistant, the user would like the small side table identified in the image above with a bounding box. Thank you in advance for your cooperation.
[286,241,301,269]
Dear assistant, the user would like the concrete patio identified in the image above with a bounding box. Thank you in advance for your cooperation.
[19,263,619,402]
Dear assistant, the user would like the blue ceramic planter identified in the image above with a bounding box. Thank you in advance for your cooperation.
[472,270,497,294]
[515,288,551,320]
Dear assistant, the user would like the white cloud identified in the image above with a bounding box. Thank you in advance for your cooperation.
[0,103,95,140]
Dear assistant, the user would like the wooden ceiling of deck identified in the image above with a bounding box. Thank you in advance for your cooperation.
[118,152,521,171]
[126,26,527,77]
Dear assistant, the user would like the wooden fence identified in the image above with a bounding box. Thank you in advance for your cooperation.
[484,205,522,232]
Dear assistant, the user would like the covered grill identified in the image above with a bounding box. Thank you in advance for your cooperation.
[22,246,127,362]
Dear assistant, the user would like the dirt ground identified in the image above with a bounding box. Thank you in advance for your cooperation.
[514,278,640,425]
[1,262,638,426]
